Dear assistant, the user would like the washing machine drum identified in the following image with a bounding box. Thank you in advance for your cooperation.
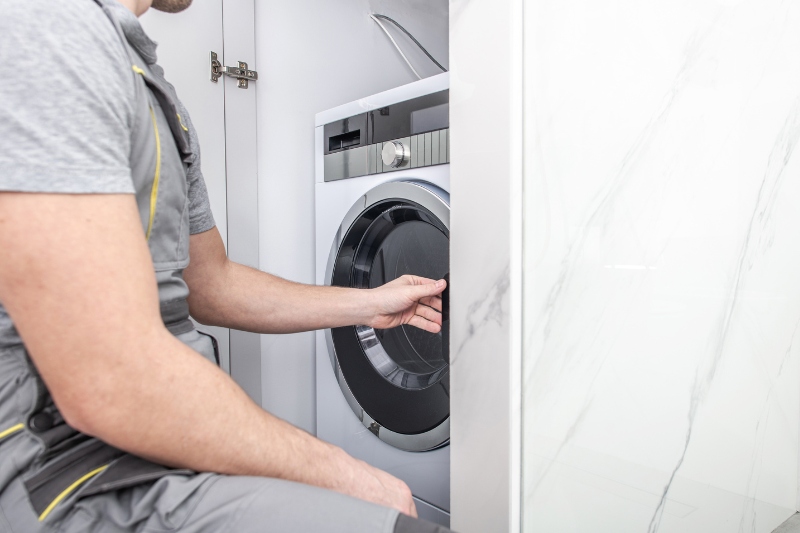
[326,180,450,452]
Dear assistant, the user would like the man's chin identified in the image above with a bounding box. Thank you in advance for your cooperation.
[150,0,193,13]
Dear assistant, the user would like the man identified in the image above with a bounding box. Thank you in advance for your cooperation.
[0,0,451,531]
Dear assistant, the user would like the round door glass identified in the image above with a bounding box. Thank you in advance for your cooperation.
[351,204,449,390]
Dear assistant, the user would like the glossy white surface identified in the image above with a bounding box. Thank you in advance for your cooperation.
[522,1,800,531]
[449,0,523,531]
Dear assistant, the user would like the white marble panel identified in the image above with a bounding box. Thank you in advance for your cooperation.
[523,1,800,532]
[450,0,523,531]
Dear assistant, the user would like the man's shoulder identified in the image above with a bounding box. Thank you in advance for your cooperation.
[4,0,131,71]
[6,0,114,34]
[3,0,137,112]
[0,0,139,196]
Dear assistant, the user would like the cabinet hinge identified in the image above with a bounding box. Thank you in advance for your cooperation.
[210,51,258,89]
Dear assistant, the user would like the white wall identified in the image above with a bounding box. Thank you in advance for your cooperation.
[254,0,448,433]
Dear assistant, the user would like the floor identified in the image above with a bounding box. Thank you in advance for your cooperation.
[775,514,800,532]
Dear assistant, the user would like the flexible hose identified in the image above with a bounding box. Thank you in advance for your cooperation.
[370,14,422,80]
[371,14,448,73]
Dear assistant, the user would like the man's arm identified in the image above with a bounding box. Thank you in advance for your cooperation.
[0,192,416,517]
[184,226,445,334]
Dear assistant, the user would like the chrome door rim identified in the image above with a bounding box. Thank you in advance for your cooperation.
[324,180,450,452]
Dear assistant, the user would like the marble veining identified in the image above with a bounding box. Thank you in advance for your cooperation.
[536,12,721,352]
[650,88,800,533]
[451,264,510,364]
[522,1,800,531]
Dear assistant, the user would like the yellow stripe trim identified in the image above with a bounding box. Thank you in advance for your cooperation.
[38,465,109,522]
[176,113,189,132]
[132,63,161,240]
[145,106,162,240]
[0,423,24,440]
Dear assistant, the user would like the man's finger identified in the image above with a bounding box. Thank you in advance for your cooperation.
[407,315,442,334]
[414,303,442,325]
[405,279,446,302]
[418,295,442,312]
[402,274,439,287]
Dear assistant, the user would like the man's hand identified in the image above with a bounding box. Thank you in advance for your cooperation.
[367,275,446,332]
[339,454,418,518]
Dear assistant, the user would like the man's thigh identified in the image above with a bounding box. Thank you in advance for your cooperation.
[176,474,399,533]
[179,476,453,533]
[180,475,452,533]
[55,473,450,533]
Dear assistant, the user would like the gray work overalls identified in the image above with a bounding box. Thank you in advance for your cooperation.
[0,3,429,532]
[0,0,219,529]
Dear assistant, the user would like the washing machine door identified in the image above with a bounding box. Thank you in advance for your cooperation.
[325,180,450,452]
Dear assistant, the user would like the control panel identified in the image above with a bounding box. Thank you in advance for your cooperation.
[322,90,449,182]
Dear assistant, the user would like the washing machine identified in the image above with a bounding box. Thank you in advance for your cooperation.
[314,73,450,526]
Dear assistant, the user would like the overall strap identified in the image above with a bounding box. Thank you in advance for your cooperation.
[89,0,193,334]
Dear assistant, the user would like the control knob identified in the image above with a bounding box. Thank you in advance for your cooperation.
[381,141,408,168]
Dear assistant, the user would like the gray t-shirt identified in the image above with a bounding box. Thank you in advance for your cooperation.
[0,0,216,348]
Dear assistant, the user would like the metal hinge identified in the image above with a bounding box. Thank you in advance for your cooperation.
[210,51,258,89]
